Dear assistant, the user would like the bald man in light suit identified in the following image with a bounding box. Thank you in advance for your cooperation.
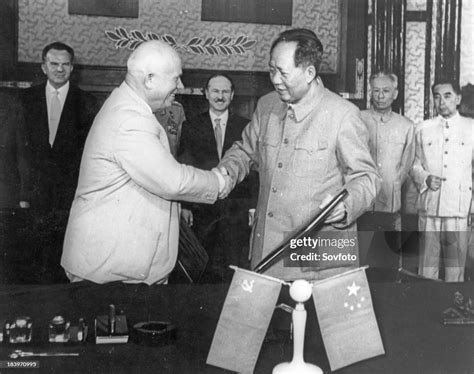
[61,41,230,284]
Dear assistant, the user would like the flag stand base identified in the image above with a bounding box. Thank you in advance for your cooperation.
[273,280,323,374]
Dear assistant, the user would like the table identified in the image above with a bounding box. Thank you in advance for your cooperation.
[0,280,473,373]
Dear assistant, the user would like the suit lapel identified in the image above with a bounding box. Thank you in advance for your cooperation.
[52,86,75,151]
[204,112,220,160]
[223,114,237,153]
[32,84,51,150]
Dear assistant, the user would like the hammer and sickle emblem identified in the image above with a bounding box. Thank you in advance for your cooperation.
[241,279,255,293]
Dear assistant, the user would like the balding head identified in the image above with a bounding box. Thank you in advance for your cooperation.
[125,40,184,111]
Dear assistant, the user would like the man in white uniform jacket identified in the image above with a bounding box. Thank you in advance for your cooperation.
[61,41,229,284]
[411,77,474,282]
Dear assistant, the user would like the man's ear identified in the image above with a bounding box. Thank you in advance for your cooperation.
[393,88,399,101]
[305,65,316,84]
[144,73,154,89]
[41,63,47,75]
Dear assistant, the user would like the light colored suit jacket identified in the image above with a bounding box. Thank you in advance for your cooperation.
[61,82,220,284]
[360,109,415,213]
[220,84,380,280]
[411,113,474,217]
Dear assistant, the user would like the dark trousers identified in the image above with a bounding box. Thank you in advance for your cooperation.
[0,208,66,284]
[32,209,69,283]
[0,209,39,284]
[194,199,252,283]
[357,211,402,274]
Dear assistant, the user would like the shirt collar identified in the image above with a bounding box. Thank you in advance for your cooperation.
[210,110,229,127]
[283,79,325,122]
[46,80,69,99]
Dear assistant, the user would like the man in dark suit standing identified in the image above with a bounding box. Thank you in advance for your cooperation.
[21,42,98,283]
[179,74,258,282]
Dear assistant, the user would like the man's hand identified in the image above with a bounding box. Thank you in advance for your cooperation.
[219,174,233,199]
[217,165,229,176]
[181,208,193,226]
[319,194,346,224]
[212,167,233,199]
[426,175,442,191]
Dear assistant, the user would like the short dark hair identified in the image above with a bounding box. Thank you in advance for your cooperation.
[270,28,324,71]
[204,73,235,92]
[42,42,75,62]
[432,76,461,95]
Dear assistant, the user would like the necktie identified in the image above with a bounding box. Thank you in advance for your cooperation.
[214,118,223,159]
[49,90,61,146]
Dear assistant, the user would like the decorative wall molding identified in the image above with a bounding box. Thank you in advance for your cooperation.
[105,26,256,55]
[17,0,340,73]
[0,80,204,96]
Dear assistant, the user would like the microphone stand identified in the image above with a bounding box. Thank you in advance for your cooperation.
[255,189,348,374]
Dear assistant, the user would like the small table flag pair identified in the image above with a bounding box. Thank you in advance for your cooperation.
[208,190,384,372]
[207,266,384,373]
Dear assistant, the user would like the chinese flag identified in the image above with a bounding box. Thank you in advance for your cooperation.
[207,267,283,373]
[312,267,384,370]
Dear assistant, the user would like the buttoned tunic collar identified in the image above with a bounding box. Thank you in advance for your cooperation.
[439,111,460,124]
[368,107,394,124]
[279,79,326,123]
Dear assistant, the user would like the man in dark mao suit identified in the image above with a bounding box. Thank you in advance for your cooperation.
[179,74,258,282]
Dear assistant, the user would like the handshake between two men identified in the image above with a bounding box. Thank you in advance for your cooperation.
[180,166,234,228]
[213,166,234,200]
[213,165,346,224]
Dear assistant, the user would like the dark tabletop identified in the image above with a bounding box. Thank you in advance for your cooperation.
[0,280,473,373]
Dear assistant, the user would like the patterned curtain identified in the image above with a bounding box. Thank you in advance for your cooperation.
[433,0,462,81]
[371,0,406,113]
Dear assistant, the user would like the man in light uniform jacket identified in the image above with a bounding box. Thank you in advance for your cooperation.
[218,29,380,281]
[411,77,474,282]
[358,71,415,273]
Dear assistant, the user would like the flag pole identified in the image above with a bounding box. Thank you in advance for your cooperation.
[253,189,348,274]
